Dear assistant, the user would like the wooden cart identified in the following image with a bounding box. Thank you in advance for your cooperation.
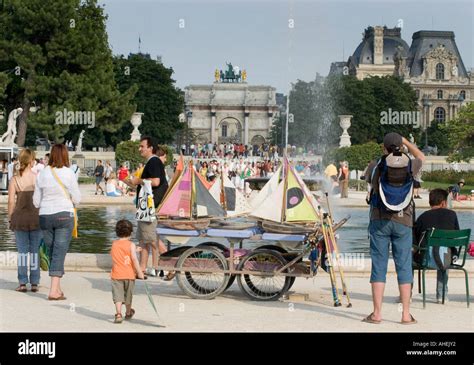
[155,217,349,301]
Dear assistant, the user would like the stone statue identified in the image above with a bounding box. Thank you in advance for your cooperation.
[245,88,251,103]
[0,107,23,146]
[268,89,274,101]
[409,133,415,144]
[210,88,216,101]
[452,64,458,77]
[76,130,85,152]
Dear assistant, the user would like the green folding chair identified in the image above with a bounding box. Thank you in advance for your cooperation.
[413,228,471,308]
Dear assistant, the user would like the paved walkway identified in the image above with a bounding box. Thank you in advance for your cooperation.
[1,269,471,332]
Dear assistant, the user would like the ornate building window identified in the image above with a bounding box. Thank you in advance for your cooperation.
[222,123,227,137]
[434,107,446,122]
[460,90,466,100]
[436,63,445,80]
[437,90,443,99]
[415,90,420,98]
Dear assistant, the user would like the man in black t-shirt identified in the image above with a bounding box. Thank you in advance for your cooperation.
[414,189,460,303]
[131,137,169,276]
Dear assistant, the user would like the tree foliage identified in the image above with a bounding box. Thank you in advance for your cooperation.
[440,102,474,162]
[287,74,419,153]
[113,53,184,146]
[323,142,382,171]
[0,0,137,147]
[330,75,420,145]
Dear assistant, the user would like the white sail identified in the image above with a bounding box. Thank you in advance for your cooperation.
[250,166,282,209]
[209,175,222,203]
[223,173,251,216]
[210,174,252,216]
[249,180,284,222]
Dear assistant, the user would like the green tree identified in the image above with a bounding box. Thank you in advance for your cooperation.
[329,75,418,145]
[440,102,474,162]
[425,120,450,154]
[113,53,184,145]
[0,0,136,147]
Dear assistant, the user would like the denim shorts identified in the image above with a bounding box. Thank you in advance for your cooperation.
[39,211,74,277]
[369,219,413,284]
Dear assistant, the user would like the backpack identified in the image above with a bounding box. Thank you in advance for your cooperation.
[414,229,453,270]
[369,152,414,213]
[426,246,452,271]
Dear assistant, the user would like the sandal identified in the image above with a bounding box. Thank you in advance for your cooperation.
[163,271,176,281]
[125,308,135,320]
[15,285,27,293]
[401,314,417,325]
[114,313,123,324]
[362,313,381,324]
[31,285,39,293]
[48,295,67,301]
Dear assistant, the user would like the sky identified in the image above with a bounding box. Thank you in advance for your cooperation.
[101,0,474,93]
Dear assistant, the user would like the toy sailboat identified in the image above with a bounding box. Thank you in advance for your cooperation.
[156,160,225,230]
[250,157,321,234]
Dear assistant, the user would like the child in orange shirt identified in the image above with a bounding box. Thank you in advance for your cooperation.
[110,219,144,323]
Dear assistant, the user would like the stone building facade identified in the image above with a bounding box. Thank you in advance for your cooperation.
[184,82,279,145]
[330,26,473,128]
[394,31,473,127]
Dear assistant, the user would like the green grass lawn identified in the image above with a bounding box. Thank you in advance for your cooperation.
[422,181,474,194]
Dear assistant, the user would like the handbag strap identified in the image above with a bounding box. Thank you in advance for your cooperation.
[50,167,73,203]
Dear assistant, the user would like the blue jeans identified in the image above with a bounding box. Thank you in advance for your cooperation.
[437,270,449,299]
[39,212,74,277]
[369,220,413,284]
[14,230,42,285]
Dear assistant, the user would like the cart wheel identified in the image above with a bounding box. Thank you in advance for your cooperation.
[237,249,291,301]
[197,242,228,252]
[288,276,296,290]
[176,247,230,300]
[225,275,236,290]
[197,242,237,291]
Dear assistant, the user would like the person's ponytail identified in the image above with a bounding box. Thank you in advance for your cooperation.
[18,149,35,177]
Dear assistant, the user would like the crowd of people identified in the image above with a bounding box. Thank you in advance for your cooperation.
[4,133,472,326]
[180,141,281,160]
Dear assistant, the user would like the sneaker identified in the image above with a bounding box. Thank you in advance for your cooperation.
[437,297,449,304]
[114,313,123,323]
[146,268,157,277]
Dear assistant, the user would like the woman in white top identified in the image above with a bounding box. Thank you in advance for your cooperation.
[33,144,81,300]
